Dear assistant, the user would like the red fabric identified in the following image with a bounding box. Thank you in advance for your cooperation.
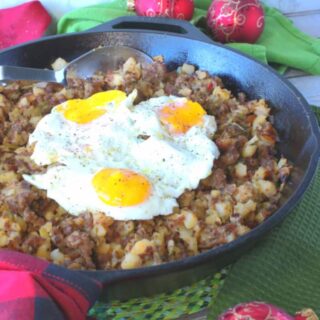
[0,250,102,320]
[0,1,51,50]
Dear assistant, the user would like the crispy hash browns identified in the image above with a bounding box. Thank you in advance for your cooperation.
[0,58,291,270]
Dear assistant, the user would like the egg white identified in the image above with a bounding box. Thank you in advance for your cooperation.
[24,91,220,220]
[24,165,176,220]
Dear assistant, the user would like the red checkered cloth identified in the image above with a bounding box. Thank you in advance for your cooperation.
[0,250,102,320]
[0,1,51,49]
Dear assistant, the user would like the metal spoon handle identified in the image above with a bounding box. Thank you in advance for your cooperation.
[0,65,65,84]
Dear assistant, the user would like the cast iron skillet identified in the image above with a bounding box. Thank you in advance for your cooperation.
[0,17,319,301]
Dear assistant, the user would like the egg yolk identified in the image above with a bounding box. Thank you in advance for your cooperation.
[159,100,206,134]
[57,90,127,124]
[92,168,151,207]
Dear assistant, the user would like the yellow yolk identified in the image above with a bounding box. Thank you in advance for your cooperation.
[159,100,206,134]
[92,168,151,207]
[57,90,127,124]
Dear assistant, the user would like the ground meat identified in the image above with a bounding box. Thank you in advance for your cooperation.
[0,60,291,270]
[201,168,227,190]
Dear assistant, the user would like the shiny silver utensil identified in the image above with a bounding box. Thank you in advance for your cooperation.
[0,46,153,85]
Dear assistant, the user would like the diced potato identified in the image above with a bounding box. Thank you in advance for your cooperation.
[51,57,68,71]
[242,135,258,158]
[205,209,220,225]
[91,224,107,238]
[44,210,54,221]
[17,97,29,108]
[121,252,142,269]
[178,87,192,96]
[242,144,257,158]
[39,222,52,238]
[256,180,277,197]
[212,86,231,102]
[15,216,27,232]
[234,200,257,218]
[36,242,51,260]
[96,243,111,255]
[152,231,165,248]
[210,190,221,198]
[247,135,259,144]
[236,224,250,236]
[215,201,233,222]
[182,210,198,229]
[0,232,9,247]
[255,211,266,223]
[8,231,20,241]
[123,57,141,78]
[110,73,123,86]
[0,171,17,184]
[32,86,45,96]
[121,221,135,236]
[50,249,65,264]
[234,183,254,203]
[278,157,288,169]
[0,217,20,232]
[154,89,165,96]
[253,167,268,180]
[29,116,41,127]
[131,239,153,256]
[167,239,175,255]
[196,70,207,80]
[226,233,236,242]
[153,55,164,63]
[181,63,195,75]
[254,100,270,116]
[252,115,267,132]
[179,228,198,253]
[0,218,7,230]
[235,162,247,178]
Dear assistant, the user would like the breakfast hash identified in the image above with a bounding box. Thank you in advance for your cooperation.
[0,57,291,270]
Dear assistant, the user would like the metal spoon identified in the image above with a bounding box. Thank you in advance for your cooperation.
[0,46,153,85]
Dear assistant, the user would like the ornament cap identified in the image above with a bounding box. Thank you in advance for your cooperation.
[295,309,319,320]
[127,0,135,11]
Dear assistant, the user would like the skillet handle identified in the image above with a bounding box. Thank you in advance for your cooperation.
[88,16,214,44]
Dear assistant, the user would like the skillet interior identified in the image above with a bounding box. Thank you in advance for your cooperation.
[0,17,319,301]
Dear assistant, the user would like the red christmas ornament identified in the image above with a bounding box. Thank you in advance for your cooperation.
[217,301,319,320]
[132,0,194,20]
[207,0,265,43]
[218,301,294,320]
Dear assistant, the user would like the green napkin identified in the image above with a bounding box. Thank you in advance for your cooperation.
[209,108,320,318]
[57,0,320,74]
[57,0,135,33]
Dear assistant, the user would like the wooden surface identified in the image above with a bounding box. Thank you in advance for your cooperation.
[264,0,320,107]
[184,1,319,319]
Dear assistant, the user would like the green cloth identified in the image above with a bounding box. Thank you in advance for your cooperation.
[89,272,224,319]
[57,0,320,75]
[209,108,320,318]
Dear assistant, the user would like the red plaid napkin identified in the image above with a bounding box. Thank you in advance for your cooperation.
[0,1,51,50]
[0,250,101,320]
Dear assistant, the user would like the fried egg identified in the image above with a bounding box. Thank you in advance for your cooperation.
[24,90,219,220]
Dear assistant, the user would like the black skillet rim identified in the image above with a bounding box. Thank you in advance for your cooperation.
[0,24,319,280]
